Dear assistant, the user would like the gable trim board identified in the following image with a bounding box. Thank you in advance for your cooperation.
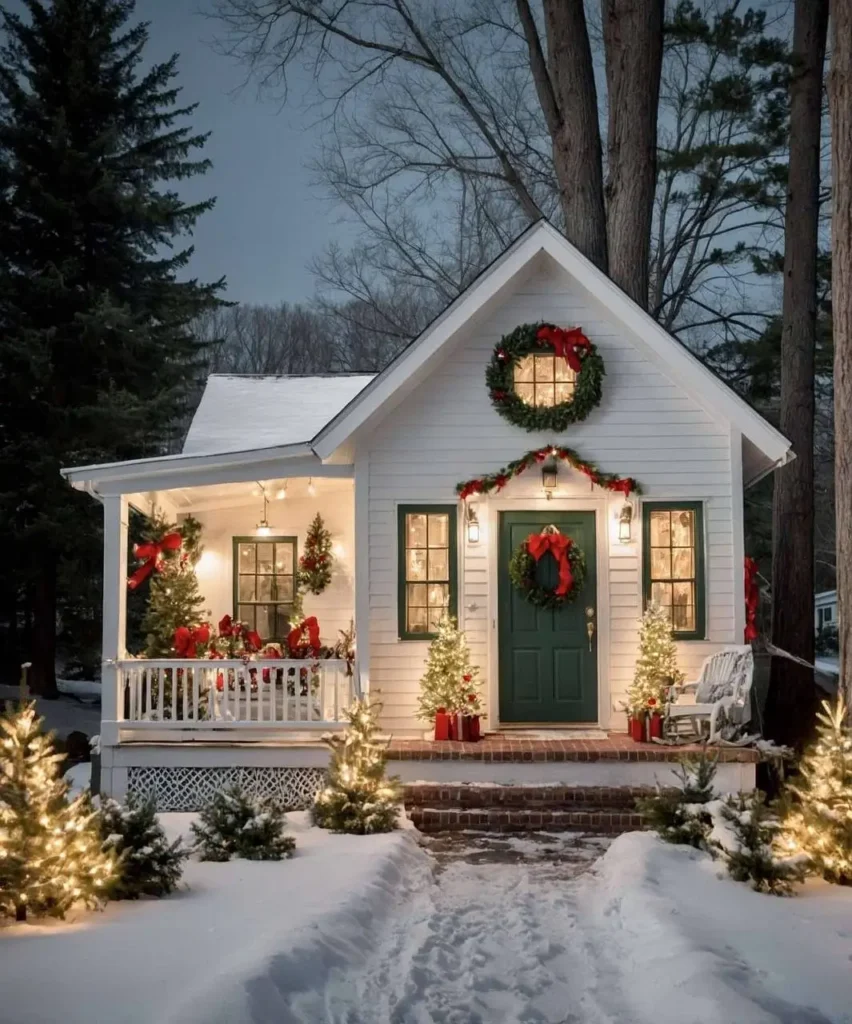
[312,221,791,480]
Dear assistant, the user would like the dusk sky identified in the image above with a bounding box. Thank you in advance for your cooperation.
[138,0,351,306]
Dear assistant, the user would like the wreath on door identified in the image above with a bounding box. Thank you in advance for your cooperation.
[508,525,586,609]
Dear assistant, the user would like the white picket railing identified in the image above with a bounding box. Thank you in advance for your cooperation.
[115,658,354,734]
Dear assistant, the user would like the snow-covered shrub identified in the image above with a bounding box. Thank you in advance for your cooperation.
[191,786,295,861]
[708,792,807,896]
[637,752,717,849]
[99,796,187,899]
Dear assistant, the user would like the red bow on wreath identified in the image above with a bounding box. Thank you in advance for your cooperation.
[536,325,591,373]
[744,557,759,642]
[127,532,182,590]
[174,623,211,658]
[527,532,574,596]
[287,616,321,657]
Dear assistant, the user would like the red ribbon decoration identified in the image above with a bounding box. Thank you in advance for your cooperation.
[744,557,759,642]
[536,325,591,373]
[287,616,321,656]
[173,623,211,658]
[127,532,182,590]
[527,532,574,596]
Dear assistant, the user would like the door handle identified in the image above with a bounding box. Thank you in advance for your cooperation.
[585,606,595,652]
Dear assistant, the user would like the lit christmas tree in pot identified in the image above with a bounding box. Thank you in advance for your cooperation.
[417,615,483,739]
[626,603,684,738]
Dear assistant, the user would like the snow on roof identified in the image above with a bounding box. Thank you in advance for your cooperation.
[182,374,374,456]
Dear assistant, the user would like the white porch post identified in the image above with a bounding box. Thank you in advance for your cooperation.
[354,452,370,698]
[101,494,128,747]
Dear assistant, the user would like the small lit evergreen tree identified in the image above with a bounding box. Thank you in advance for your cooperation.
[136,512,206,657]
[313,698,401,834]
[0,703,116,920]
[191,786,295,861]
[626,603,684,714]
[417,615,483,720]
[100,796,187,899]
[298,513,333,595]
[637,752,717,849]
[781,695,852,885]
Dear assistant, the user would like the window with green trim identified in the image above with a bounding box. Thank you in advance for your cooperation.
[398,505,458,640]
[233,536,297,642]
[642,502,706,640]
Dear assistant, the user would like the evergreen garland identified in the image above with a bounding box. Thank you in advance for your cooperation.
[485,322,604,431]
[313,698,401,834]
[100,795,187,899]
[191,786,295,861]
[298,513,333,595]
[507,533,586,609]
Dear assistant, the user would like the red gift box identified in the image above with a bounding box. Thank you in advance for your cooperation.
[434,709,450,742]
[630,714,645,743]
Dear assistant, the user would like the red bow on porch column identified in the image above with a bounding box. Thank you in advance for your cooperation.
[127,532,182,590]
[536,325,591,372]
[744,557,759,642]
[173,623,211,658]
[527,532,574,596]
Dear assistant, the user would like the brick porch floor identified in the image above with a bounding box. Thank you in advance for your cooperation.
[385,733,759,763]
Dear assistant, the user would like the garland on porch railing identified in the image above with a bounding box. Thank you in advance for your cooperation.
[455,444,642,500]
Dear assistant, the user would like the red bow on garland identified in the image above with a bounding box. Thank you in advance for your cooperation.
[527,532,574,596]
[173,623,211,658]
[127,532,182,590]
[287,616,321,656]
[744,557,759,642]
[536,325,591,372]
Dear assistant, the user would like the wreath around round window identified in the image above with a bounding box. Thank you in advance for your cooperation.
[508,526,587,609]
[485,322,604,432]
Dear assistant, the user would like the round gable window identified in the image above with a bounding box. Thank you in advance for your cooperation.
[513,353,576,408]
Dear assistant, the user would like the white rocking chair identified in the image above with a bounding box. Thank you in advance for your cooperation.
[666,645,754,742]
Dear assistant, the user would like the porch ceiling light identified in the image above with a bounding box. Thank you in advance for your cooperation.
[618,500,634,543]
[307,477,316,497]
[542,462,558,499]
[275,482,287,500]
[256,487,273,536]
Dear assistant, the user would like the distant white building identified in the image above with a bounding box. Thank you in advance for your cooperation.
[815,590,837,631]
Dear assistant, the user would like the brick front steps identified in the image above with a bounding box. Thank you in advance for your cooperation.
[404,783,648,835]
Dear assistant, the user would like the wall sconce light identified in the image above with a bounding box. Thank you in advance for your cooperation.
[618,500,634,543]
[256,485,273,536]
[466,502,480,544]
[542,462,558,499]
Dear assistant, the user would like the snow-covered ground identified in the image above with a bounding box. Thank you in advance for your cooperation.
[1,820,851,1024]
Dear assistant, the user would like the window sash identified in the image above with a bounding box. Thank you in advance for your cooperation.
[641,503,706,640]
[232,536,298,643]
[513,353,576,408]
[397,505,458,640]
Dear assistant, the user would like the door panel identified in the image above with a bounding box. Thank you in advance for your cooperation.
[498,511,598,723]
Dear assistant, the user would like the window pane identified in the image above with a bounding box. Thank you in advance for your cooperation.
[428,607,445,631]
[407,583,428,608]
[534,355,554,381]
[672,582,695,630]
[428,583,449,608]
[274,606,291,638]
[671,510,694,547]
[428,548,448,581]
[428,514,449,548]
[406,514,428,549]
[275,575,294,602]
[650,548,671,580]
[672,548,694,580]
[649,511,671,546]
[407,549,427,582]
[256,543,274,573]
[514,355,535,383]
[554,381,575,404]
[274,544,293,573]
[238,605,255,629]
[238,576,256,602]
[238,544,256,574]
[534,385,555,407]
[408,607,428,633]
[255,604,272,640]
[651,582,672,610]
[554,360,576,383]
[257,576,273,602]
[515,382,534,405]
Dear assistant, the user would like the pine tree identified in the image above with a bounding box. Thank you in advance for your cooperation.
[100,795,187,899]
[0,0,223,695]
[0,703,116,920]
[313,698,401,834]
[626,603,684,714]
[136,512,207,657]
[298,513,333,595]
[190,786,295,861]
[417,615,483,721]
[637,752,717,849]
[781,695,852,885]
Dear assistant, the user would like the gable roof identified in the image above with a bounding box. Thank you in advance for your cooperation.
[311,220,792,482]
[184,373,374,455]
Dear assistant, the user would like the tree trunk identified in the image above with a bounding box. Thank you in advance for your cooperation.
[29,556,59,698]
[543,0,608,272]
[601,0,664,308]
[765,0,828,748]
[829,0,852,707]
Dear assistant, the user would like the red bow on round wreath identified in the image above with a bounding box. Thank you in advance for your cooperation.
[127,532,182,590]
[527,531,574,596]
[536,325,591,373]
[287,616,321,656]
[173,623,211,658]
[744,557,759,642]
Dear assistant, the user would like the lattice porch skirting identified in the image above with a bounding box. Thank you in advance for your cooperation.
[127,766,327,812]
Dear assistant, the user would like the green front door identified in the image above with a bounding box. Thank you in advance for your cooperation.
[498,511,598,724]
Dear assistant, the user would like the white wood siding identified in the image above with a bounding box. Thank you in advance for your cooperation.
[362,256,739,734]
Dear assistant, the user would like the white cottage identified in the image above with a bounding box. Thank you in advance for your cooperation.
[63,221,788,806]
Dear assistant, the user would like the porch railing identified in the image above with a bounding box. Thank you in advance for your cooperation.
[113,658,354,735]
